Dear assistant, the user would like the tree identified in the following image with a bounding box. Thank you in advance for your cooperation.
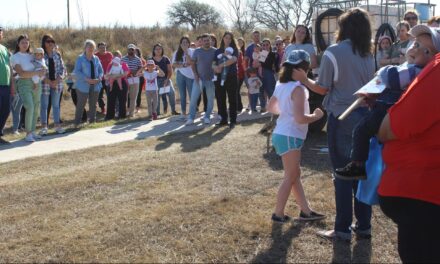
[221,0,255,36]
[167,0,223,30]
[249,0,323,30]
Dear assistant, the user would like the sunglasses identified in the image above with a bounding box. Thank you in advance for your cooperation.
[405,16,418,21]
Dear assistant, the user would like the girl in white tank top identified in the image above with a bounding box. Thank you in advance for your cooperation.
[267,49,326,223]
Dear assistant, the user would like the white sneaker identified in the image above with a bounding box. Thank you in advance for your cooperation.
[32,132,42,140]
[39,127,48,136]
[55,127,66,134]
[25,133,35,142]
[12,130,20,135]
[203,117,211,124]
[185,119,194,126]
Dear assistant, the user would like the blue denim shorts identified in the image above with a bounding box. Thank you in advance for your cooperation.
[272,133,304,156]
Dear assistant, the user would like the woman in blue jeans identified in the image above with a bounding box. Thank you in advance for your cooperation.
[257,38,279,112]
[39,34,65,135]
[172,36,194,119]
[293,8,375,241]
[152,43,178,116]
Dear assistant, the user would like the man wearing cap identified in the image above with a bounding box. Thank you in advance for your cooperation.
[186,33,217,125]
[378,25,440,263]
[121,44,143,117]
[0,26,14,144]
[95,42,113,115]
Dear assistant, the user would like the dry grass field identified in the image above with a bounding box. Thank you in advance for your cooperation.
[0,120,400,263]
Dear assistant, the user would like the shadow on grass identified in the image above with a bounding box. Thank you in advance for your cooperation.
[301,131,331,173]
[154,125,231,153]
[251,223,303,263]
[331,238,372,264]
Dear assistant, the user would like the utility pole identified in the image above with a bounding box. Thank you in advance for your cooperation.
[67,0,70,28]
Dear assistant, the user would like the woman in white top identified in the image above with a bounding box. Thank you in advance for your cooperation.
[267,49,325,223]
[10,35,46,142]
[172,36,194,118]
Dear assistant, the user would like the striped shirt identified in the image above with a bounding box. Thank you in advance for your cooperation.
[121,55,142,73]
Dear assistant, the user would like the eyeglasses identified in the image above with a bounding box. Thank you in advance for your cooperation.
[404,16,418,21]
[46,40,55,43]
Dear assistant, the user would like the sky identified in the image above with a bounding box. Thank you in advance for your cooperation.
[0,0,438,28]
[0,0,230,28]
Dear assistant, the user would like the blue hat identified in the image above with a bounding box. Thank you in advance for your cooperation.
[283,49,310,66]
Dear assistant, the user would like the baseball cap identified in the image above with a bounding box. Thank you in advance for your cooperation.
[34,47,44,54]
[127,43,137,50]
[409,24,440,52]
[283,49,310,66]
[146,59,155,65]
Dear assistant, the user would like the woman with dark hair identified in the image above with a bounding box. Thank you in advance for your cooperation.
[236,37,247,112]
[293,7,375,241]
[39,34,66,135]
[255,38,279,112]
[10,35,46,142]
[403,9,419,28]
[268,49,325,223]
[283,25,318,70]
[135,48,146,113]
[213,31,239,128]
[172,36,195,118]
[152,43,178,116]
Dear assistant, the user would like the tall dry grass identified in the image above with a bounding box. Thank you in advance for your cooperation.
[3,25,289,71]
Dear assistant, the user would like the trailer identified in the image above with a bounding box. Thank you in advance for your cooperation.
[312,0,437,53]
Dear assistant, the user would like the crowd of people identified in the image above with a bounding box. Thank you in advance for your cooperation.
[0,7,439,263]
[0,29,296,142]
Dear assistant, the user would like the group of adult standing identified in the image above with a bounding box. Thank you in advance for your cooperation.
[1,33,66,142]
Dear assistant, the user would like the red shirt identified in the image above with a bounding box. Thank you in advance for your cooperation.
[237,52,245,80]
[378,53,440,205]
[95,51,113,75]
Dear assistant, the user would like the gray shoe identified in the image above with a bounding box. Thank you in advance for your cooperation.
[317,230,351,242]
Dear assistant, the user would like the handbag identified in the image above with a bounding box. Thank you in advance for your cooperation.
[356,137,385,205]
